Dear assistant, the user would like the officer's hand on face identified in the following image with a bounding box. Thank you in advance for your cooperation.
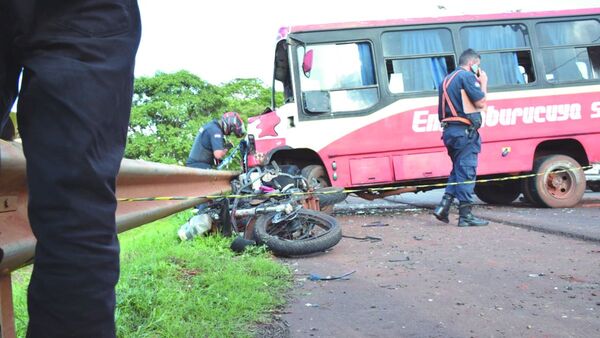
[478,69,488,87]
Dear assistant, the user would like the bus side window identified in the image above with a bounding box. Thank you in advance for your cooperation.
[382,28,455,94]
[574,46,600,80]
[518,66,528,83]
[460,23,534,87]
[517,50,535,83]
[589,46,600,79]
[536,19,600,83]
[386,55,456,93]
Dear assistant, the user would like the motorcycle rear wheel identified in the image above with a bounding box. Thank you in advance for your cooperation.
[253,209,342,257]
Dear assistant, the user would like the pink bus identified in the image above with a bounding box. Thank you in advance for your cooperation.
[246,8,600,208]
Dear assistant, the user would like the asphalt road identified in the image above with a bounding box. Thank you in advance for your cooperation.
[268,190,600,338]
[337,189,600,242]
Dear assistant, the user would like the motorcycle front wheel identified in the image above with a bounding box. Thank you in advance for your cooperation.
[253,209,342,257]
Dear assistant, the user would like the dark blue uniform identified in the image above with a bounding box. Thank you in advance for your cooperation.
[438,69,485,203]
[0,1,141,337]
[186,120,225,169]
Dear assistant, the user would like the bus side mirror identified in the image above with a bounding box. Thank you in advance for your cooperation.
[302,49,313,77]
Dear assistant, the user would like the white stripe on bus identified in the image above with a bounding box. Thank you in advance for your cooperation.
[253,84,600,151]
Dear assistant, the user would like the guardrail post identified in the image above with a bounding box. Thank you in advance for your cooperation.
[0,273,16,338]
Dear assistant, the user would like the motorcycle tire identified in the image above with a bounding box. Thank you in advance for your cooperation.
[253,209,342,257]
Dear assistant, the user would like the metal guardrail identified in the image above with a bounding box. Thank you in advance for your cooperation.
[0,140,238,337]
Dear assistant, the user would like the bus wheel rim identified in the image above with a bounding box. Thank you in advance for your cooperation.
[545,169,573,199]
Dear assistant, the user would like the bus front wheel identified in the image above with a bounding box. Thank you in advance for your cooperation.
[301,165,330,188]
[528,155,586,208]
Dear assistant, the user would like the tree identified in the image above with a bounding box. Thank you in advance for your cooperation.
[126,71,225,164]
[221,78,273,122]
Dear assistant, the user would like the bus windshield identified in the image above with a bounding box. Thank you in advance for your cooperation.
[297,42,378,114]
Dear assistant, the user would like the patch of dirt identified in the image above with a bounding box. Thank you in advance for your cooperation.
[254,314,290,338]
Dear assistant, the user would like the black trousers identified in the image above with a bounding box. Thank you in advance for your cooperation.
[0,1,141,337]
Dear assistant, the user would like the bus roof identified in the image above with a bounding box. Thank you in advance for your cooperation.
[285,7,600,35]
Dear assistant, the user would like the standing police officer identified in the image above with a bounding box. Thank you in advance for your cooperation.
[1,0,141,336]
[186,111,245,169]
[433,49,489,227]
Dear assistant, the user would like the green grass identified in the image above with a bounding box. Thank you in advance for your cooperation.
[11,211,292,337]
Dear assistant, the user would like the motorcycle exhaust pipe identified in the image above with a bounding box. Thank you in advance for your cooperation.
[233,203,294,217]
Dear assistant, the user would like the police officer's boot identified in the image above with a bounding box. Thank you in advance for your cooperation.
[433,193,454,223]
[458,203,489,227]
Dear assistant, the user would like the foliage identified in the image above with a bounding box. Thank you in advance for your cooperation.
[116,212,291,337]
[11,212,292,338]
[126,71,279,165]
[221,78,273,122]
[126,71,224,164]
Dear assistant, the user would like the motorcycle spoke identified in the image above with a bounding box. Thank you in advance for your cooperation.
[268,223,290,237]
[268,217,331,241]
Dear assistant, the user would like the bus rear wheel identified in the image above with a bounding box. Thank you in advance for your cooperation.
[521,177,543,207]
[528,155,586,208]
[474,180,520,205]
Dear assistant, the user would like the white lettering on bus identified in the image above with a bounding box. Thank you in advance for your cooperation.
[481,104,581,127]
[412,110,442,132]
[592,101,600,118]
[412,103,583,133]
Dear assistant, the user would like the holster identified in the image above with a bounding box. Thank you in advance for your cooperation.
[466,112,483,130]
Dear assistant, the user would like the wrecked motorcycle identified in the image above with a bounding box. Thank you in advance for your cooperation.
[180,163,343,256]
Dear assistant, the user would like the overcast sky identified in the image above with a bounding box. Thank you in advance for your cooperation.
[135,0,600,85]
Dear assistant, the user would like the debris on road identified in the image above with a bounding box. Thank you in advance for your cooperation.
[362,220,390,227]
[528,273,546,277]
[342,235,382,243]
[280,204,600,337]
[309,270,356,281]
[559,275,587,283]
